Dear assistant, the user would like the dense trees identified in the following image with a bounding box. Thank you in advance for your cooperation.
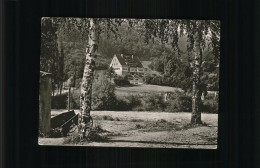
[140,20,220,124]
[40,18,65,96]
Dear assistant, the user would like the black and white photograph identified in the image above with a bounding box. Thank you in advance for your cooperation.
[38,17,220,149]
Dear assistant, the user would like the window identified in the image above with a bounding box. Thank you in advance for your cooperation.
[113,67,120,70]
[138,68,143,72]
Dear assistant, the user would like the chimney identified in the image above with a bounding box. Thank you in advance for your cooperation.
[132,55,133,59]
[121,54,123,58]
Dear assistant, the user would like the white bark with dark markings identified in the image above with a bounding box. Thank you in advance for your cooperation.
[78,18,97,138]
[191,31,202,124]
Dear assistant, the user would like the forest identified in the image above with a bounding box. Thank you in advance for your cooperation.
[40,18,219,95]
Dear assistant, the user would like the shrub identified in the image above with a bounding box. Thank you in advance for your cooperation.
[51,94,67,109]
[102,115,114,121]
[113,78,131,86]
[113,99,131,111]
[164,91,218,113]
[143,74,153,84]
[48,128,63,138]
[207,73,219,91]
[70,89,80,109]
[115,95,142,111]
[91,72,118,110]
[64,72,119,110]
[131,119,144,122]
[135,124,144,129]
[124,95,142,108]
[156,119,167,123]
[164,91,192,112]
[201,99,218,113]
[200,92,219,113]
[51,90,81,109]
[141,94,167,111]
[52,86,218,113]
[63,122,108,144]
[178,94,192,111]
[75,78,82,88]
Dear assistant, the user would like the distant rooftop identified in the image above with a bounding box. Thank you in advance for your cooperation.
[114,54,143,68]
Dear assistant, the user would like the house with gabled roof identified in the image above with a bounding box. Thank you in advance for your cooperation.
[109,54,146,84]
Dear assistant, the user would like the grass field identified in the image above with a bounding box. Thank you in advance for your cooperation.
[115,84,182,96]
[43,85,218,148]
[39,110,218,149]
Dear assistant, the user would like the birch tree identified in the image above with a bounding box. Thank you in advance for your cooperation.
[74,18,124,138]
[77,18,98,138]
[42,18,124,138]
[142,19,220,124]
[183,20,220,124]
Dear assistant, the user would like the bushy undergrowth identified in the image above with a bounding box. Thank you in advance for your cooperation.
[116,91,218,113]
[70,89,80,109]
[51,72,118,110]
[164,91,192,112]
[113,78,131,86]
[52,90,218,113]
[51,94,67,109]
[116,92,191,112]
[134,119,180,132]
[201,99,219,113]
[51,91,80,109]
[136,94,167,111]
[63,121,108,144]
[51,71,218,114]
[102,115,115,121]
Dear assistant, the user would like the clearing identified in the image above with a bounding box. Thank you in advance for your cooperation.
[39,110,218,149]
[115,84,182,96]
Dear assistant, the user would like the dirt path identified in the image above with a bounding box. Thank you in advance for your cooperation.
[39,110,218,149]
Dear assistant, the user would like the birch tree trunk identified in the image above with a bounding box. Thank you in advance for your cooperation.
[78,18,97,138]
[191,31,203,124]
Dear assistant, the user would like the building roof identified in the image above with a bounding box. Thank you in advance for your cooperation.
[114,54,143,68]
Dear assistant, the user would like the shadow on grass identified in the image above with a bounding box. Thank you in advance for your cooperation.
[63,123,109,145]
[93,115,120,121]
[182,122,209,130]
[134,119,182,132]
[133,119,214,132]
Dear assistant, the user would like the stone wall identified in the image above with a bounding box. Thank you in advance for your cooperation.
[39,72,52,134]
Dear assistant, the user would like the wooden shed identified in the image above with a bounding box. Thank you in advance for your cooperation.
[39,71,52,135]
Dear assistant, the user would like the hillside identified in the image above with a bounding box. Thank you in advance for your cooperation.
[42,18,219,96]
